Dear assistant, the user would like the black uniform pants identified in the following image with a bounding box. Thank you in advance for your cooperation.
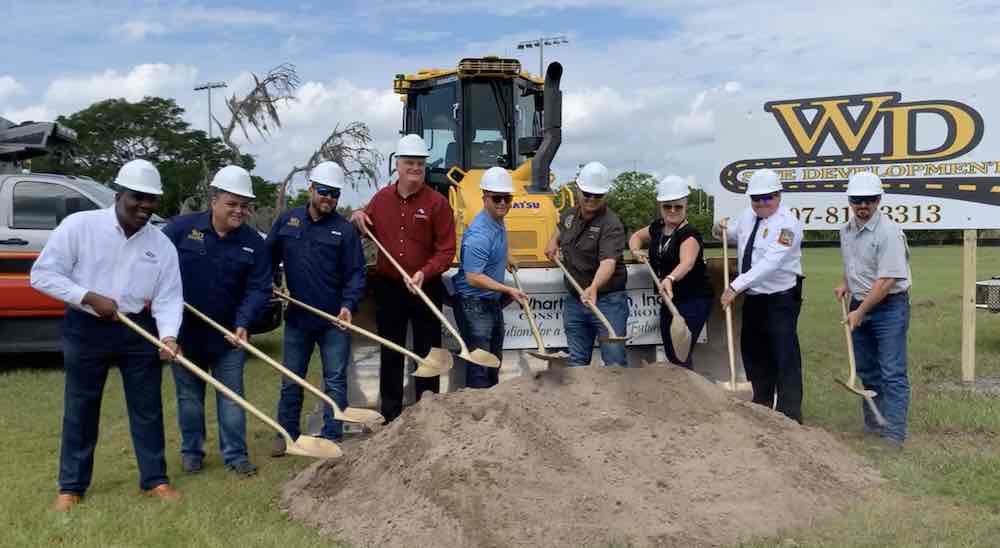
[373,276,442,423]
[740,284,803,423]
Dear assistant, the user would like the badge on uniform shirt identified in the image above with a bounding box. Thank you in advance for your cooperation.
[288,217,301,227]
[762,227,769,239]
[563,216,574,230]
[778,228,794,247]
[187,228,204,241]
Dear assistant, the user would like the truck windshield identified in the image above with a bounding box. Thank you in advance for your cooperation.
[412,81,459,174]
[464,80,512,169]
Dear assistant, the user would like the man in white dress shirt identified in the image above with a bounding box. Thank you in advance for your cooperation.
[714,168,805,423]
[31,159,184,511]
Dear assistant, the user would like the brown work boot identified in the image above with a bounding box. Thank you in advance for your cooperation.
[50,493,82,512]
[142,484,183,502]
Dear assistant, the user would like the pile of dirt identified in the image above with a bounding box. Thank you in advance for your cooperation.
[281,365,880,547]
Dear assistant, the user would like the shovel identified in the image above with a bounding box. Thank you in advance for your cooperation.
[836,297,887,427]
[551,254,628,342]
[720,226,739,391]
[183,303,384,426]
[273,291,454,378]
[636,254,692,364]
[362,226,500,369]
[116,312,342,459]
[509,266,569,362]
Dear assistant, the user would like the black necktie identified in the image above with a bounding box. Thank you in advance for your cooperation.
[741,217,762,274]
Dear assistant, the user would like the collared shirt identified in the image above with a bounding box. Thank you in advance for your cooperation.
[840,210,911,301]
[162,211,272,358]
[364,183,456,282]
[557,205,628,295]
[452,210,508,300]
[30,206,183,338]
[267,206,365,331]
[726,205,803,295]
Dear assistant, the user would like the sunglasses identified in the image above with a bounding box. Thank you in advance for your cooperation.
[486,194,513,204]
[580,191,605,200]
[848,195,880,205]
[314,186,341,198]
[750,192,779,203]
[660,203,685,212]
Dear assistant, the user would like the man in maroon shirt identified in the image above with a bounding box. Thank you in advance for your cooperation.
[351,134,457,422]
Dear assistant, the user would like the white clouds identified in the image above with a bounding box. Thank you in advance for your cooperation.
[2,105,53,124]
[0,76,27,102]
[672,90,714,146]
[116,20,168,42]
[44,64,198,111]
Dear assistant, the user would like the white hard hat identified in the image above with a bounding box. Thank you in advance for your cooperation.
[746,169,782,195]
[309,161,345,189]
[396,134,430,158]
[576,161,611,194]
[846,172,883,196]
[656,175,689,202]
[210,165,255,198]
[114,159,163,195]
[480,167,514,193]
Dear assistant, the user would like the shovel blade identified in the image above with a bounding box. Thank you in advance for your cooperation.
[597,335,629,343]
[412,347,454,378]
[671,323,692,363]
[284,435,343,459]
[336,406,385,426]
[527,349,570,362]
[463,348,501,368]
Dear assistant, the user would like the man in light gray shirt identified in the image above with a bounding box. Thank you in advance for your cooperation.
[834,172,911,448]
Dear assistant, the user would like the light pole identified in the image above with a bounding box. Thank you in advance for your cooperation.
[516,35,569,77]
[193,81,227,138]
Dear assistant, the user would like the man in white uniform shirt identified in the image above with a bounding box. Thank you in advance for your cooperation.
[31,159,184,511]
[714,169,805,423]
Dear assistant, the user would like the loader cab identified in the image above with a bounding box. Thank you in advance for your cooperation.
[395,57,543,194]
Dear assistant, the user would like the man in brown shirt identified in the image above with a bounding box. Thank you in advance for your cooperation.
[545,161,629,367]
[351,134,457,422]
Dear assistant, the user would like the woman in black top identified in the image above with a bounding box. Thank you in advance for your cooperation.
[628,175,713,368]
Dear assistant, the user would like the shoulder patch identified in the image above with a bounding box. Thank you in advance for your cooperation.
[563,215,574,230]
[778,228,794,247]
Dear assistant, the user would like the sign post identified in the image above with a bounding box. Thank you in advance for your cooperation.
[961,230,977,382]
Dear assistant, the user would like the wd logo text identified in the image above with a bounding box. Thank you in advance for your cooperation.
[719,91,999,206]
[765,92,983,162]
[512,201,541,209]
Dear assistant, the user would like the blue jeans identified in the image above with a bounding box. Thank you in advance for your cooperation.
[59,309,168,494]
[453,296,504,388]
[563,290,629,367]
[277,323,350,441]
[660,296,712,369]
[851,293,910,443]
[170,348,249,466]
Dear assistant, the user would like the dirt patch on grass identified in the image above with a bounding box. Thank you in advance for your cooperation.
[282,365,880,547]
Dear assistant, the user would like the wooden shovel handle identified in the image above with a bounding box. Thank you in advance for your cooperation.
[510,268,548,353]
[721,226,737,390]
[273,291,428,367]
[183,303,347,417]
[551,254,624,339]
[116,312,294,445]
[362,226,470,354]
[841,297,859,388]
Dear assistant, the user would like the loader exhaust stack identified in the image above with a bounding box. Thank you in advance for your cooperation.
[530,62,563,193]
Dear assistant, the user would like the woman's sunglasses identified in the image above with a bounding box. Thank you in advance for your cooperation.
[661,203,685,212]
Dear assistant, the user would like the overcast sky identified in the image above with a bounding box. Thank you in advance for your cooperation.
[4,0,1000,207]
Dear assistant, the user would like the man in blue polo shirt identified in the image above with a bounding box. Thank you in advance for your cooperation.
[451,167,527,388]
[267,161,365,456]
[162,165,271,477]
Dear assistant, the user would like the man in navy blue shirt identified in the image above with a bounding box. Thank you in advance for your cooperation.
[162,165,271,477]
[267,161,366,456]
[452,167,526,388]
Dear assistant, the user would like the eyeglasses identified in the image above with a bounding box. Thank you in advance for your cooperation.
[750,192,779,203]
[580,191,605,200]
[314,186,341,198]
[660,203,685,212]
[848,195,880,205]
[486,194,513,204]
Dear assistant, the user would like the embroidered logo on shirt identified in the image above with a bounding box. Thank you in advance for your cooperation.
[288,217,301,227]
[414,213,429,220]
[241,246,254,254]
[187,229,204,241]
[331,230,342,236]
[588,226,601,233]
[778,228,795,247]
[145,250,156,258]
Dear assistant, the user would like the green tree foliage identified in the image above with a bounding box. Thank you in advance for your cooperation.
[606,171,658,235]
[29,97,255,217]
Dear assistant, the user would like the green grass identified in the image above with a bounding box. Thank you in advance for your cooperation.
[2,245,1000,547]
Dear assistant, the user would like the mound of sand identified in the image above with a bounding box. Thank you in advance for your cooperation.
[282,365,880,548]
